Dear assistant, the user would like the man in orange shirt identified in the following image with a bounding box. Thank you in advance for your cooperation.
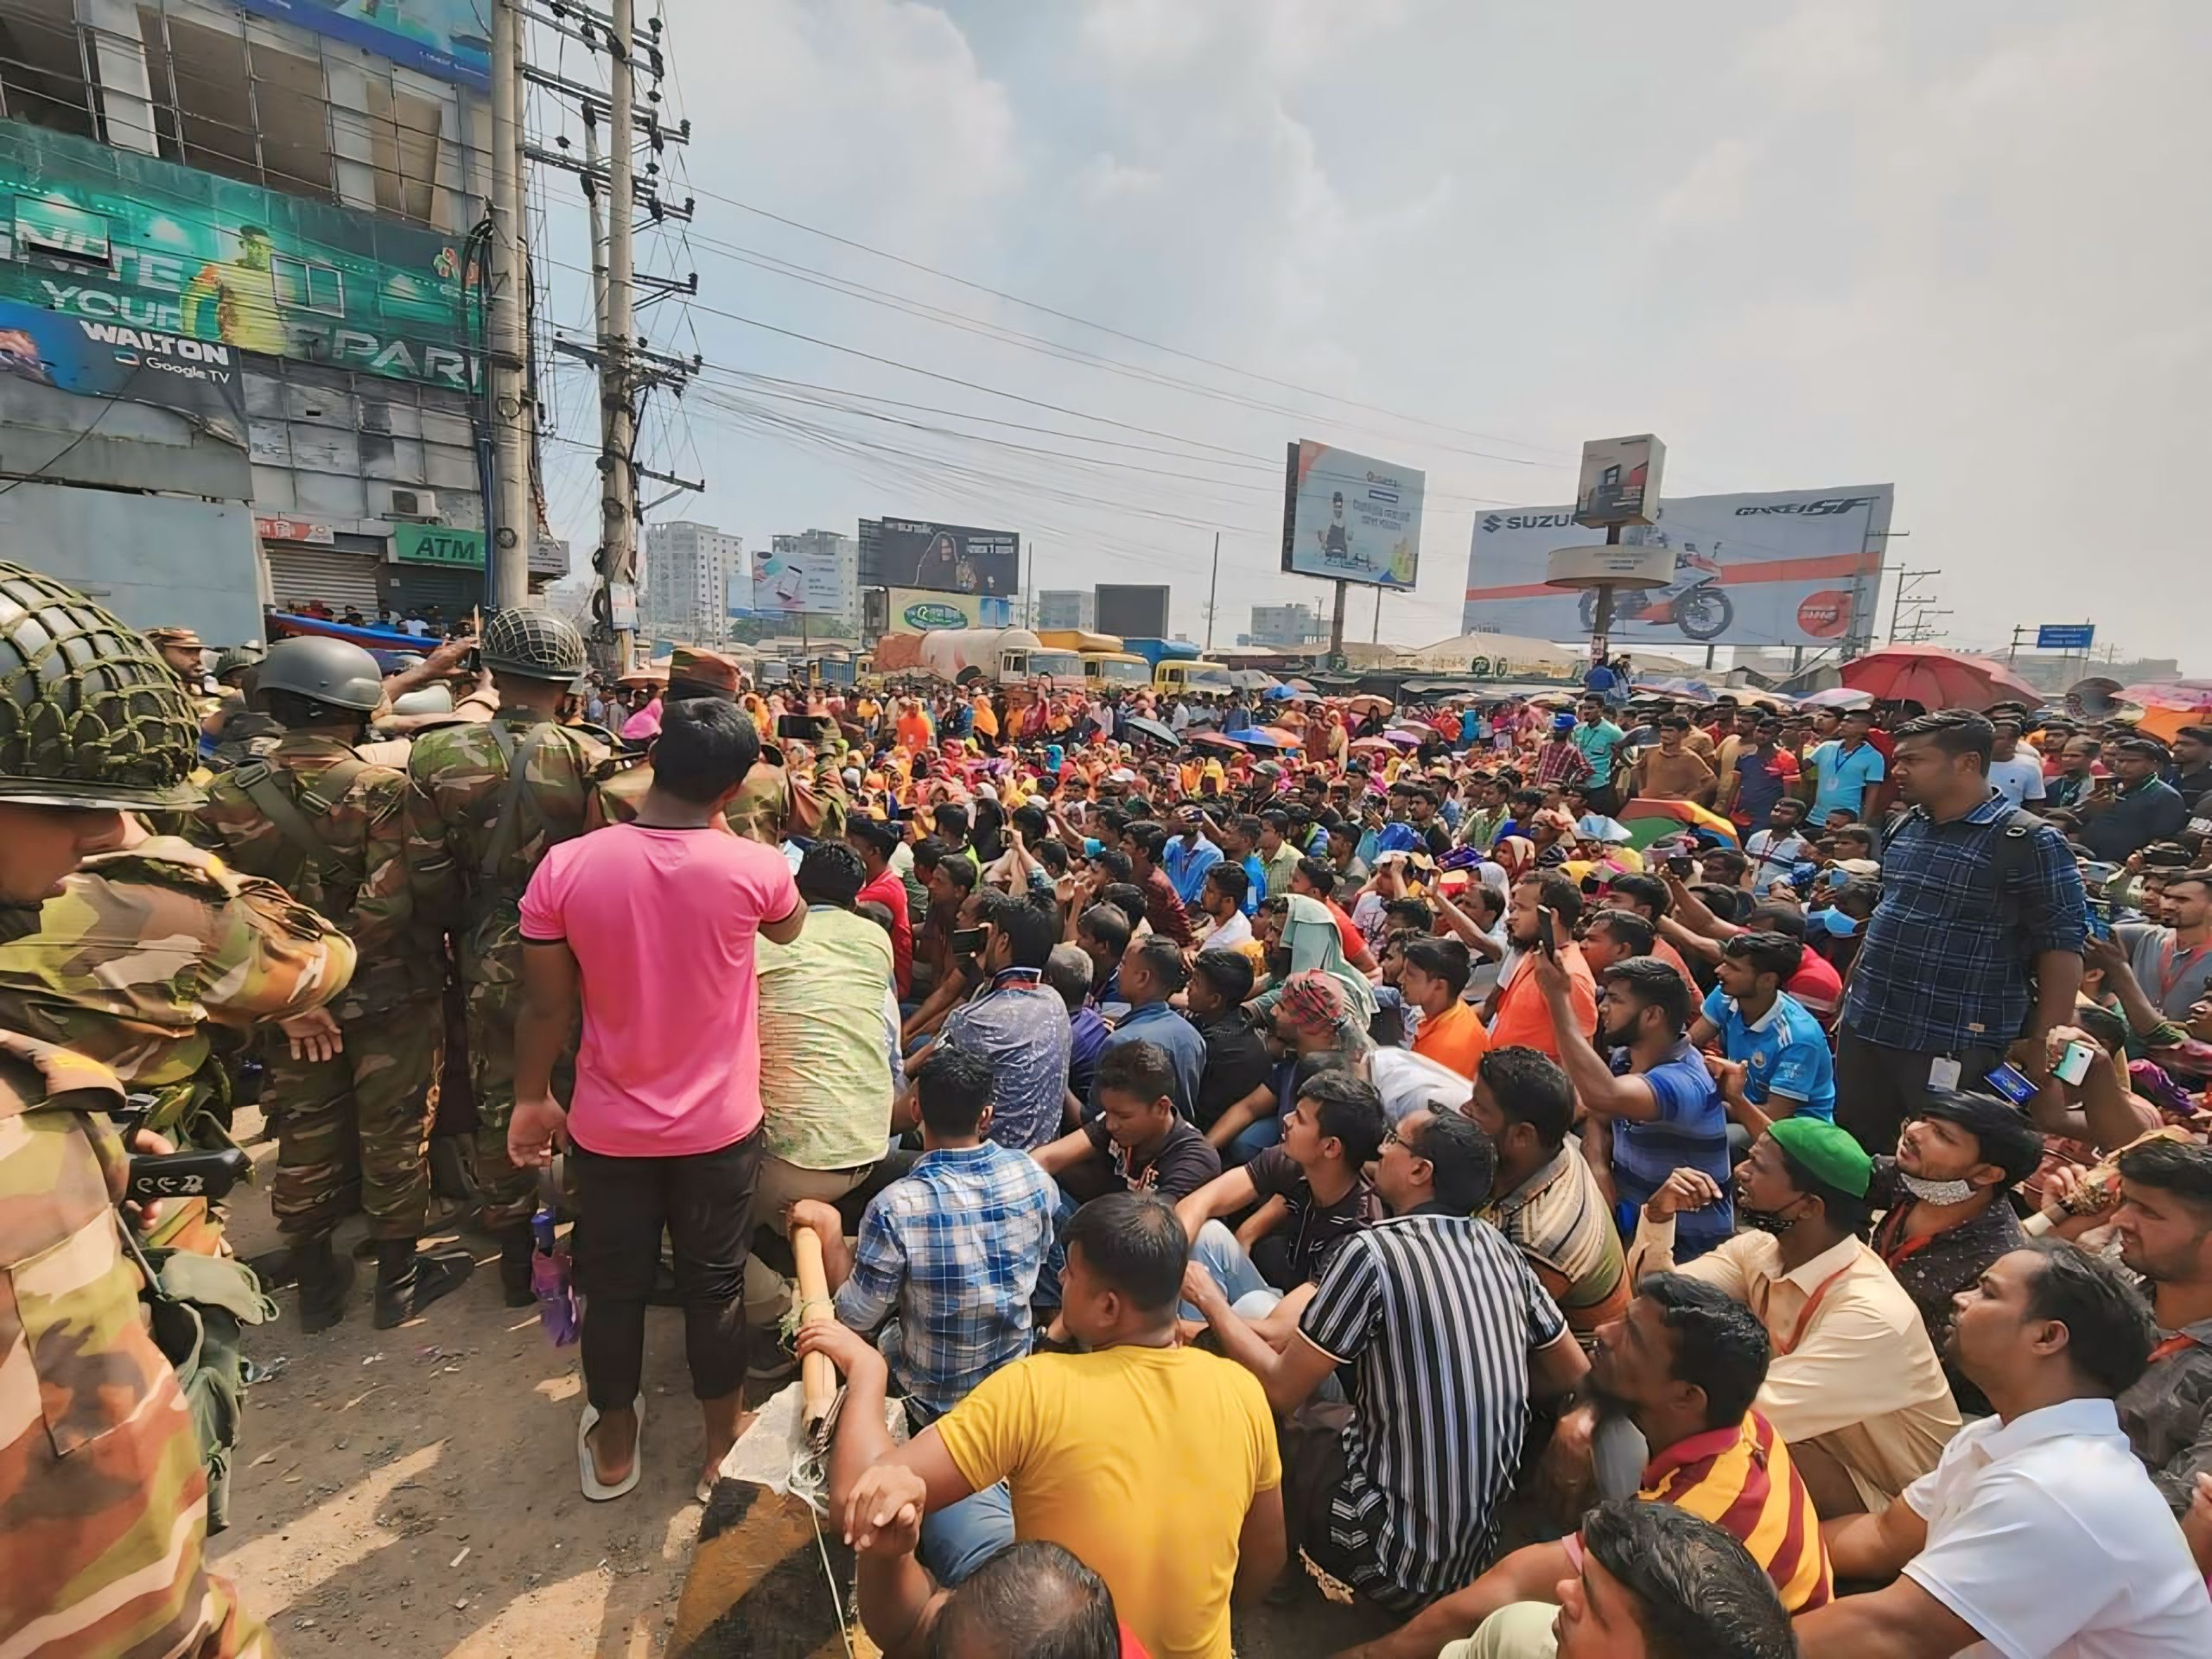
[1486,871,1597,1061]
[1403,937,1489,1077]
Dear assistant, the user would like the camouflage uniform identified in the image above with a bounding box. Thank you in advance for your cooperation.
[0,561,270,1656]
[0,834,356,1258]
[406,712,610,1232]
[195,732,443,1243]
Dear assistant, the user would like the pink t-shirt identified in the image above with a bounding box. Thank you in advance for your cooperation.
[518,823,799,1157]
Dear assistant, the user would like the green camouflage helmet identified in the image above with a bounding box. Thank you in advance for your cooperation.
[257,634,385,711]
[0,561,201,809]
[213,644,264,683]
[479,608,586,682]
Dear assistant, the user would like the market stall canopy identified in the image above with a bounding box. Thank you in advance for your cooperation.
[1839,646,2041,713]
[1405,632,1587,677]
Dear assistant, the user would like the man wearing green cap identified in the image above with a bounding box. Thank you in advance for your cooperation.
[1629,1116,1961,1518]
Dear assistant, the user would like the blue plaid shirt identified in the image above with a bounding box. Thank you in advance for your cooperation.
[1842,793,2087,1052]
[833,1142,1058,1416]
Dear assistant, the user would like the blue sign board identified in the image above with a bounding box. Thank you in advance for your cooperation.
[2035,624,2095,651]
[237,1,491,89]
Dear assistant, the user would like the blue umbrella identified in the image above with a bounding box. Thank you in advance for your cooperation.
[1262,683,1299,702]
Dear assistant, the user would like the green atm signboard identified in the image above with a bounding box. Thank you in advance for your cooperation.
[394,525,486,569]
[0,120,480,391]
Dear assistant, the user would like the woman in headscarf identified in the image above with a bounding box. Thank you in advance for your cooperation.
[1249,891,1377,1031]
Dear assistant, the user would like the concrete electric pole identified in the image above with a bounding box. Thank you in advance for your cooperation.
[487,0,533,610]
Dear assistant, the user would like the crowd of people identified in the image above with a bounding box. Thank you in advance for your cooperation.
[5,565,2212,1659]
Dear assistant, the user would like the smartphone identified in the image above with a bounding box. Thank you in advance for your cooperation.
[1537,906,1559,959]
[2087,909,2114,942]
[2052,1040,2095,1087]
[1983,1062,2037,1106]
[1665,855,1694,879]
[950,926,987,957]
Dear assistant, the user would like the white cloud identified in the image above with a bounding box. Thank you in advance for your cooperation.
[580,2,2212,669]
[1650,137,1758,232]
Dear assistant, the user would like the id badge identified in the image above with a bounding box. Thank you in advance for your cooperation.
[1928,1056,1963,1092]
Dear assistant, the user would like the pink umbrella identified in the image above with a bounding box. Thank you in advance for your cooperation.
[1839,646,2041,713]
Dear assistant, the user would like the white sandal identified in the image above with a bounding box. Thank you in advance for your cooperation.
[578,1395,645,1501]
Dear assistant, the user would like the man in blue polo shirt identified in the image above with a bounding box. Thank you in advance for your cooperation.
[1808,709,1887,827]
[1690,931,1837,1141]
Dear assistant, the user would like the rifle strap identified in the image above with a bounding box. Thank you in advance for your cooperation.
[232,759,371,888]
[480,721,556,880]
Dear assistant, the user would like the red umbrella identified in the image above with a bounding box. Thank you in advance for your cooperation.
[1839,646,2041,713]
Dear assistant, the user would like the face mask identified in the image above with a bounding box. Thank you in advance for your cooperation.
[1897,1172,1980,1207]
[1736,1198,1803,1236]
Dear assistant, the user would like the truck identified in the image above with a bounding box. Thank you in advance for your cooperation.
[1124,637,1236,696]
[1037,628,1149,692]
[870,627,1084,693]
[1039,631,1233,696]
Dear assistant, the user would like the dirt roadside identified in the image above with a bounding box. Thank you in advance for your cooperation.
[208,1112,702,1659]
[207,1113,1363,1658]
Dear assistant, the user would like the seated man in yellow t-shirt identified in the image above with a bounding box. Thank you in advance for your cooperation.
[799,1192,1285,1659]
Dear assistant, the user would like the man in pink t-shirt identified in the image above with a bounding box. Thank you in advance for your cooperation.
[513,698,804,1502]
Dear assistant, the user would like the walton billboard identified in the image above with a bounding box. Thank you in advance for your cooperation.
[0,121,479,392]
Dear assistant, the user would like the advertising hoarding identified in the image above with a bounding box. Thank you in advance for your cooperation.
[752,535,843,614]
[861,518,1020,596]
[1463,485,1893,649]
[1095,584,1170,640]
[2036,624,2094,651]
[1574,434,1666,528]
[885,588,1013,632]
[0,293,245,442]
[0,120,479,392]
[236,0,491,88]
[1281,440,1423,591]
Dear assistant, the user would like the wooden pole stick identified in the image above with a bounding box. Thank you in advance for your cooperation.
[790,1224,836,1438]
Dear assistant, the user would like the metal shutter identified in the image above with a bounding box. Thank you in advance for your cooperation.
[264,543,384,614]
[386,563,484,620]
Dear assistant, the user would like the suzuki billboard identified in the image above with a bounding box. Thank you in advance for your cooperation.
[1463,485,1894,649]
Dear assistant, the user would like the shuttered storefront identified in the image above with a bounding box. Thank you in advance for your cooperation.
[385,560,483,621]
[264,540,385,615]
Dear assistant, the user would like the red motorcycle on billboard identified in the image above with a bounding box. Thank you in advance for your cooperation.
[1576,543,1735,641]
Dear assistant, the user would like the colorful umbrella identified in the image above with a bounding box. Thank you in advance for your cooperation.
[1838,646,2041,713]
[1382,729,1423,748]
[1614,797,1741,849]
[1349,735,1396,754]
[1187,730,1249,752]
[1245,725,1305,748]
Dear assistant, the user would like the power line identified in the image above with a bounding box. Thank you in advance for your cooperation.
[687,186,1576,462]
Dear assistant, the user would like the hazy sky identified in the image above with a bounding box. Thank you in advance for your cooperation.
[538,0,2211,671]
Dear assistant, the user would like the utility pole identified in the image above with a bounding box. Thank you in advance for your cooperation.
[486,0,531,609]
[1886,568,1944,645]
[1371,585,1383,644]
[1203,531,1220,652]
[596,0,640,671]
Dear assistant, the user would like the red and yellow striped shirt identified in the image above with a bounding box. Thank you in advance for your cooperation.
[1633,1410,1834,1612]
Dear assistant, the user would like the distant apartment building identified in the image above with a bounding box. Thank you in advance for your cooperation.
[1248,603,1325,646]
[1036,588,1096,631]
[644,520,742,641]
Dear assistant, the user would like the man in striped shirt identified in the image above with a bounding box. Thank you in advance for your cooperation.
[1185,1109,1588,1614]
[1339,1272,1831,1658]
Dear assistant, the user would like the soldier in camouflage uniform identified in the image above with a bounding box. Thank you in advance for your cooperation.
[0,561,272,1658]
[196,634,474,1331]
[588,646,744,830]
[146,624,226,724]
[406,608,610,1300]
